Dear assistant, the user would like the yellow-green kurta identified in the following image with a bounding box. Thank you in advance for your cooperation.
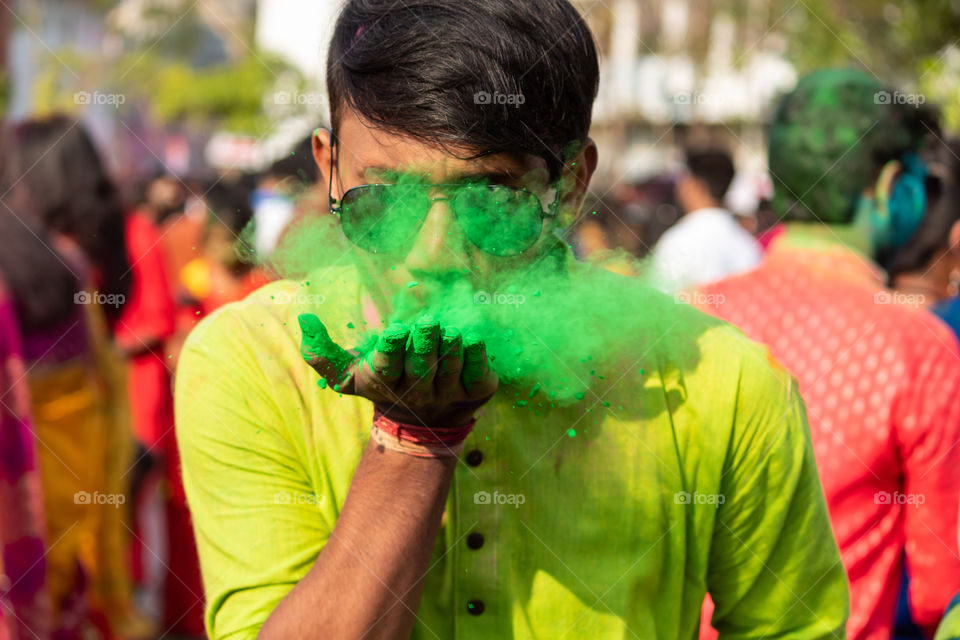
[175,262,849,640]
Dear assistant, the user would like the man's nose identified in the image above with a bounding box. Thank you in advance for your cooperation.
[403,197,472,277]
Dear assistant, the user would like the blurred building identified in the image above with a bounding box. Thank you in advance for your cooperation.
[575,0,796,188]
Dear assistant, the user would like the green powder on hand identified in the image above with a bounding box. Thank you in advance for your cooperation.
[298,313,355,378]
[378,323,410,354]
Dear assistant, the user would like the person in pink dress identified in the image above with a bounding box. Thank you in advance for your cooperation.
[695,69,960,640]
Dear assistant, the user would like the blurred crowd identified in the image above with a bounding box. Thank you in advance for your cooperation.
[0,116,317,639]
[1,69,960,640]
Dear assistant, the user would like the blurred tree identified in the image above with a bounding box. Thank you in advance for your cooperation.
[773,0,958,81]
[30,0,303,136]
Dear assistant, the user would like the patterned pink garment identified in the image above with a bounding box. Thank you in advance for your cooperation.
[698,235,960,640]
[0,278,50,640]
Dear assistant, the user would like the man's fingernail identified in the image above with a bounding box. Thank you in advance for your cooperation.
[378,323,409,354]
[411,316,439,354]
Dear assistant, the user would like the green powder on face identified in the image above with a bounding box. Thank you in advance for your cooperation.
[263,167,705,407]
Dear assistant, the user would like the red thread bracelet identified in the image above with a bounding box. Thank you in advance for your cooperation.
[372,408,475,447]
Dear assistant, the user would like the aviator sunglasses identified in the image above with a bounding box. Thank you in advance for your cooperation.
[328,137,559,257]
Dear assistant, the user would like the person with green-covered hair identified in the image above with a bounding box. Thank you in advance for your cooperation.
[699,68,960,640]
[174,2,849,638]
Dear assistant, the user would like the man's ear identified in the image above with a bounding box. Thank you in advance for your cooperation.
[312,128,336,195]
[555,138,598,229]
[949,219,960,258]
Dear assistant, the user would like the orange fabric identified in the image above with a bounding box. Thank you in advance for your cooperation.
[160,212,204,289]
[699,236,960,640]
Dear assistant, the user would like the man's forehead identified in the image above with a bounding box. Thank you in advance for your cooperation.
[337,110,547,181]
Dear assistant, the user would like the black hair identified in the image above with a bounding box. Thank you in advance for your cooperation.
[886,138,960,278]
[326,0,599,181]
[204,182,254,238]
[685,148,735,202]
[266,136,318,187]
[1,115,129,323]
[0,203,79,331]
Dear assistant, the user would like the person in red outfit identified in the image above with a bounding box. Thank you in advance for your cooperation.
[116,174,206,637]
[694,70,960,640]
[168,181,270,637]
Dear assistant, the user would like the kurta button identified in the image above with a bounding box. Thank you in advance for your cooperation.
[466,532,485,549]
[465,449,483,466]
[467,599,485,615]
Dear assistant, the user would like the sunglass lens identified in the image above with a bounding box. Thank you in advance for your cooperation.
[340,184,428,256]
[453,185,543,257]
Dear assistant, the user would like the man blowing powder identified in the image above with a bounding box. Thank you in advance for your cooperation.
[174,1,849,638]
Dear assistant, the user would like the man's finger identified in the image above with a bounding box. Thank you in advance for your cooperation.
[435,326,463,396]
[403,315,440,396]
[299,313,357,393]
[367,323,409,385]
[461,333,494,399]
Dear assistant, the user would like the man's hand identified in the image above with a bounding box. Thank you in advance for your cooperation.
[298,313,498,428]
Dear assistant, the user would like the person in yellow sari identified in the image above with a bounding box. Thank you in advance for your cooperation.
[1,116,153,639]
